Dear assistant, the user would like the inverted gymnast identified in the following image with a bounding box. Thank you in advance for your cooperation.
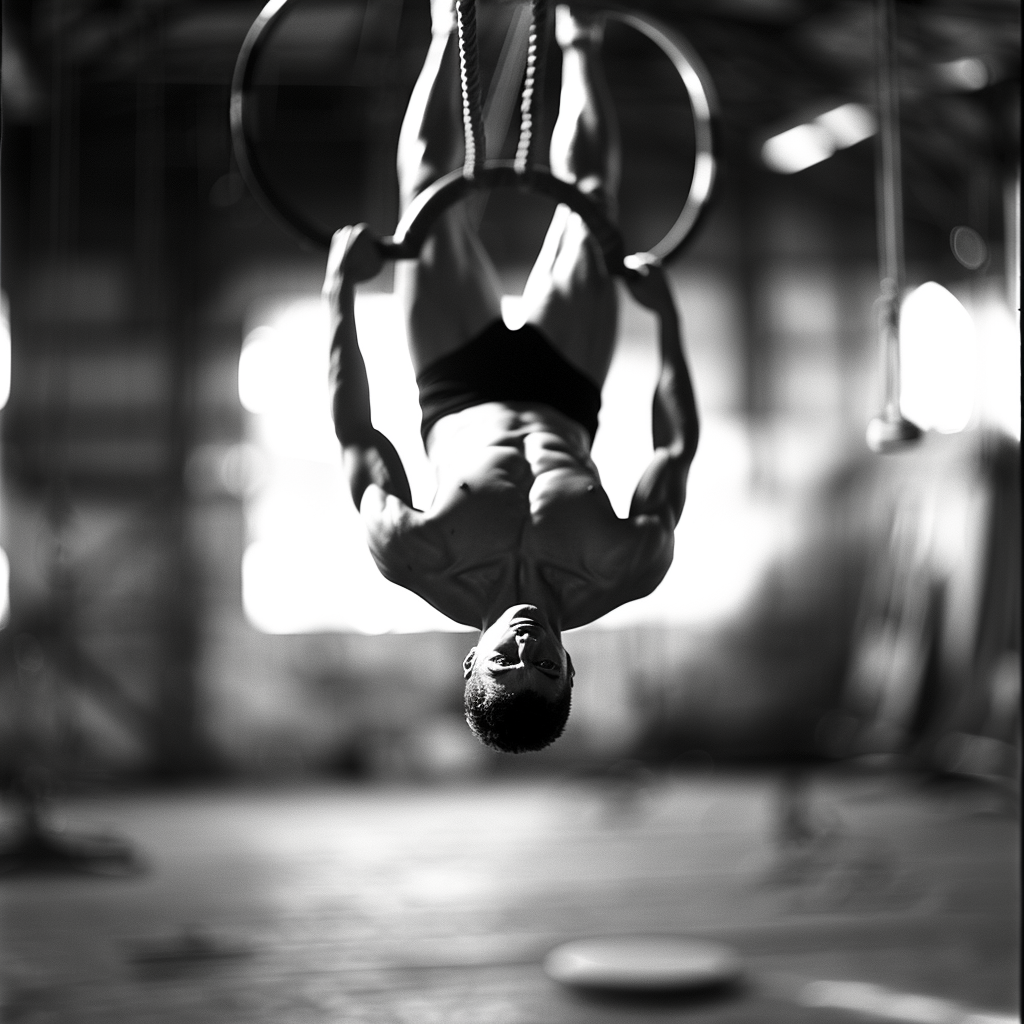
[324,2,698,752]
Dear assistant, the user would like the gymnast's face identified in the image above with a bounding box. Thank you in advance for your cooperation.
[464,604,572,699]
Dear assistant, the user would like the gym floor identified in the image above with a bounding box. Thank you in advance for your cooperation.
[0,771,1018,1023]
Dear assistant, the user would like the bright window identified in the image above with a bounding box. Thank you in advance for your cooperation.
[900,282,978,435]
[239,292,765,634]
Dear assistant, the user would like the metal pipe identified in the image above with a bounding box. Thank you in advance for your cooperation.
[867,0,921,452]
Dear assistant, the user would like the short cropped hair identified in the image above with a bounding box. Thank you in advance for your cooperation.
[464,671,572,753]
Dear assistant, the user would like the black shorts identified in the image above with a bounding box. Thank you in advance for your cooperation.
[416,319,602,444]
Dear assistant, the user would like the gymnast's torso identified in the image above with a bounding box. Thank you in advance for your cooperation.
[360,401,671,630]
[361,401,674,631]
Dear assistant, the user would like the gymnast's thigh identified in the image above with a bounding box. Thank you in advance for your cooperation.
[395,206,503,376]
[521,206,619,390]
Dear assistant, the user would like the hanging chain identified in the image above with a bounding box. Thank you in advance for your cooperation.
[455,0,486,178]
[514,0,549,174]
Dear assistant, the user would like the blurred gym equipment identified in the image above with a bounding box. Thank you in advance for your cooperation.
[544,934,743,995]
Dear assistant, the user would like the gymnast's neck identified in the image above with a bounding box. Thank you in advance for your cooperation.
[479,593,564,636]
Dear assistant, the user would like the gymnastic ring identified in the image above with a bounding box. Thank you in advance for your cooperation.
[381,161,627,274]
[231,0,718,264]
[230,0,334,250]
[602,6,719,263]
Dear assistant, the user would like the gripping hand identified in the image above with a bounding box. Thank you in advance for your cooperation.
[623,255,674,318]
[323,224,385,309]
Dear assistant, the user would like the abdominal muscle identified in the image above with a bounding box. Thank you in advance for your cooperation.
[427,401,599,500]
[422,401,616,565]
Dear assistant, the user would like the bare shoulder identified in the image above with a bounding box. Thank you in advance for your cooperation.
[359,484,483,627]
[617,511,676,587]
[360,484,449,583]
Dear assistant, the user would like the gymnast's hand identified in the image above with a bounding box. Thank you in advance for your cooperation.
[323,224,385,306]
[623,256,674,318]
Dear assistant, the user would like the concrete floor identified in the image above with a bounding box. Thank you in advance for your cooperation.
[0,771,1019,1023]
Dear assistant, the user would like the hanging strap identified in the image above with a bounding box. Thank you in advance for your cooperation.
[393,0,622,272]
[455,0,486,177]
[456,0,549,178]
[514,0,549,174]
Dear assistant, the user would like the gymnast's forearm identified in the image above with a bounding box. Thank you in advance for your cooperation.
[652,305,699,465]
[328,281,372,445]
[341,430,414,510]
[628,309,698,526]
[329,280,413,508]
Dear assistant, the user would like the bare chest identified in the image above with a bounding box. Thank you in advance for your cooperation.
[425,442,622,586]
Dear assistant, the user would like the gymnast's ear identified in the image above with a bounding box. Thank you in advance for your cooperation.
[463,648,477,679]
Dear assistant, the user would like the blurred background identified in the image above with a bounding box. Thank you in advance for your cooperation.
[1,0,1018,789]
[0,2,1019,1021]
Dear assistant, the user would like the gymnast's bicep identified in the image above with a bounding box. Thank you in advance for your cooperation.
[618,513,675,600]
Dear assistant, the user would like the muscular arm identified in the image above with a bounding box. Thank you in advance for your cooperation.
[325,226,459,613]
[625,262,699,529]
[325,226,414,510]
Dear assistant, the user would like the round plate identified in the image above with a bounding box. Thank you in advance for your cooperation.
[544,936,742,993]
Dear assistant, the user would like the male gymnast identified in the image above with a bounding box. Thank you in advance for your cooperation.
[324,3,698,752]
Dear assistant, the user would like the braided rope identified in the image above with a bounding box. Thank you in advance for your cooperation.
[514,0,549,174]
[455,0,486,178]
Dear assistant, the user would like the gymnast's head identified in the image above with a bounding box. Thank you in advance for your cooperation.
[462,604,574,753]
